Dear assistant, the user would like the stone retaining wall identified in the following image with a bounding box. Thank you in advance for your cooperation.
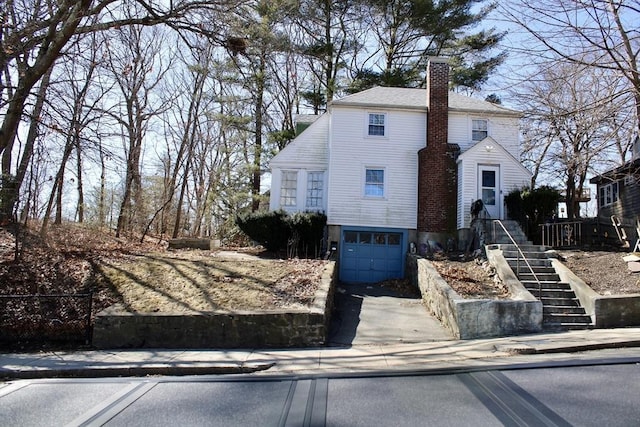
[552,258,640,328]
[407,255,542,339]
[93,262,336,349]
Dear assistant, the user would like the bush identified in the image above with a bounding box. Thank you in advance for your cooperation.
[235,210,327,256]
[287,211,327,258]
[505,186,561,244]
[235,210,290,252]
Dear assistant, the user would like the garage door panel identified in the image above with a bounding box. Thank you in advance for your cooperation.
[358,246,373,257]
[357,258,372,270]
[372,246,388,258]
[371,271,387,283]
[342,256,357,269]
[340,229,405,283]
[387,259,403,272]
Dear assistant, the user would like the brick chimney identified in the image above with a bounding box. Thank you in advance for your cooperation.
[417,57,459,248]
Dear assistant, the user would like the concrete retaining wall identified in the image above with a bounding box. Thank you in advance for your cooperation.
[167,238,218,250]
[407,255,542,339]
[552,258,640,328]
[93,262,336,349]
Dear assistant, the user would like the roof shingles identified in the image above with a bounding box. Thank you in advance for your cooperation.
[330,86,520,117]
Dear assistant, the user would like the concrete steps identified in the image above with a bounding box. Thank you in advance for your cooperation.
[493,220,593,331]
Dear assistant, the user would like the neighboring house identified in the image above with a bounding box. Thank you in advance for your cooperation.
[269,58,532,283]
[590,137,640,221]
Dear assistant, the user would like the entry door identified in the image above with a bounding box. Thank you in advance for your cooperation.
[479,165,500,218]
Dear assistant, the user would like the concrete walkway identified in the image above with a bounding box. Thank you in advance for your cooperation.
[2,328,640,379]
[328,282,453,346]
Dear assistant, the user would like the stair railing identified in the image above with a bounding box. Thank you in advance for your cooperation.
[492,220,543,297]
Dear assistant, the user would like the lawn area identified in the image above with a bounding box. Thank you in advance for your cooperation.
[94,251,328,313]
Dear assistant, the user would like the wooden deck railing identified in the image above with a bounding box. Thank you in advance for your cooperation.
[539,221,583,248]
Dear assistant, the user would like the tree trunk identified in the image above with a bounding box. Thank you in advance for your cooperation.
[251,55,266,212]
[172,155,193,238]
[116,172,134,238]
[76,141,84,223]
[40,143,74,237]
[1,68,53,221]
[54,167,64,225]
[98,140,107,226]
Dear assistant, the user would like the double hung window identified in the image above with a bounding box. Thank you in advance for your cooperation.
[365,169,384,197]
[306,171,324,209]
[472,119,488,141]
[368,113,386,136]
[280,171,298,207]
[599,181,619,207]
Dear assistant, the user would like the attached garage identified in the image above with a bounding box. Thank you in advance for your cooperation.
[339,227,408,283]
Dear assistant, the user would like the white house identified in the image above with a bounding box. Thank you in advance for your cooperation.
[269,58,532,283]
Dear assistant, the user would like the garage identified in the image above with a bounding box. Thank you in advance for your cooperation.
[339,227,407,283]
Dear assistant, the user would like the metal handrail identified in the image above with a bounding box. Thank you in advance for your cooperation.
[492,220,543,297]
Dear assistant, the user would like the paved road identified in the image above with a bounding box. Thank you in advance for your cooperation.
[2,358,640,426]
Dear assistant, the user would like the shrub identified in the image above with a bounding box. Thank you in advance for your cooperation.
[235,210,290,252]
[235,210,327,256]
[287,211,327,258]
[505,186,560,244]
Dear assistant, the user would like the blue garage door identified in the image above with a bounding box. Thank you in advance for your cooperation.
[340,228,406,283]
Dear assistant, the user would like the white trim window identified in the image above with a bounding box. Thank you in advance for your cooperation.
[306,171,324,209]
[599,181,619,207]
[364,168,385,197]
[472,119,488,141]
[368,113,386,136]
[280,170,298,207]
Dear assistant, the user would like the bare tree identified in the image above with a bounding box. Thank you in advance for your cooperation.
[0,0,241,219]
[101,23,173,237]
[517,60,635,218]
[41,33,113,234]
[136,40,214,240]
[502,0,640,137]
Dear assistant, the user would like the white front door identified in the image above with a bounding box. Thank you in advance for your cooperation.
[479,165,500,218]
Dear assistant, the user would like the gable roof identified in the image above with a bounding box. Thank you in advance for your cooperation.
[458,137,533,178]
[330,86,520,117]
[270,113,329,168]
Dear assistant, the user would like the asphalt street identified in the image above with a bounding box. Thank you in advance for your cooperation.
[2,358,640,426]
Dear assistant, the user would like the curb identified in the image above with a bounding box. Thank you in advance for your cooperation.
[495,339,640,355]
[0,363,275,380]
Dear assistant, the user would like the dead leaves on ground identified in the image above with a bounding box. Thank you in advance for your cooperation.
[431,258,511,300]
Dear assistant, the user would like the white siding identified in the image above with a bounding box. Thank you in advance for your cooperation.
[327,107,426,229]
[270,114,329,168]
[269,114,329,212]
[457,141,532,228]
[457,160,466,229]
[448,112,520,157]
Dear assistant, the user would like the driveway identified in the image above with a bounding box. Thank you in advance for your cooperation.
[328,282,454,346]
